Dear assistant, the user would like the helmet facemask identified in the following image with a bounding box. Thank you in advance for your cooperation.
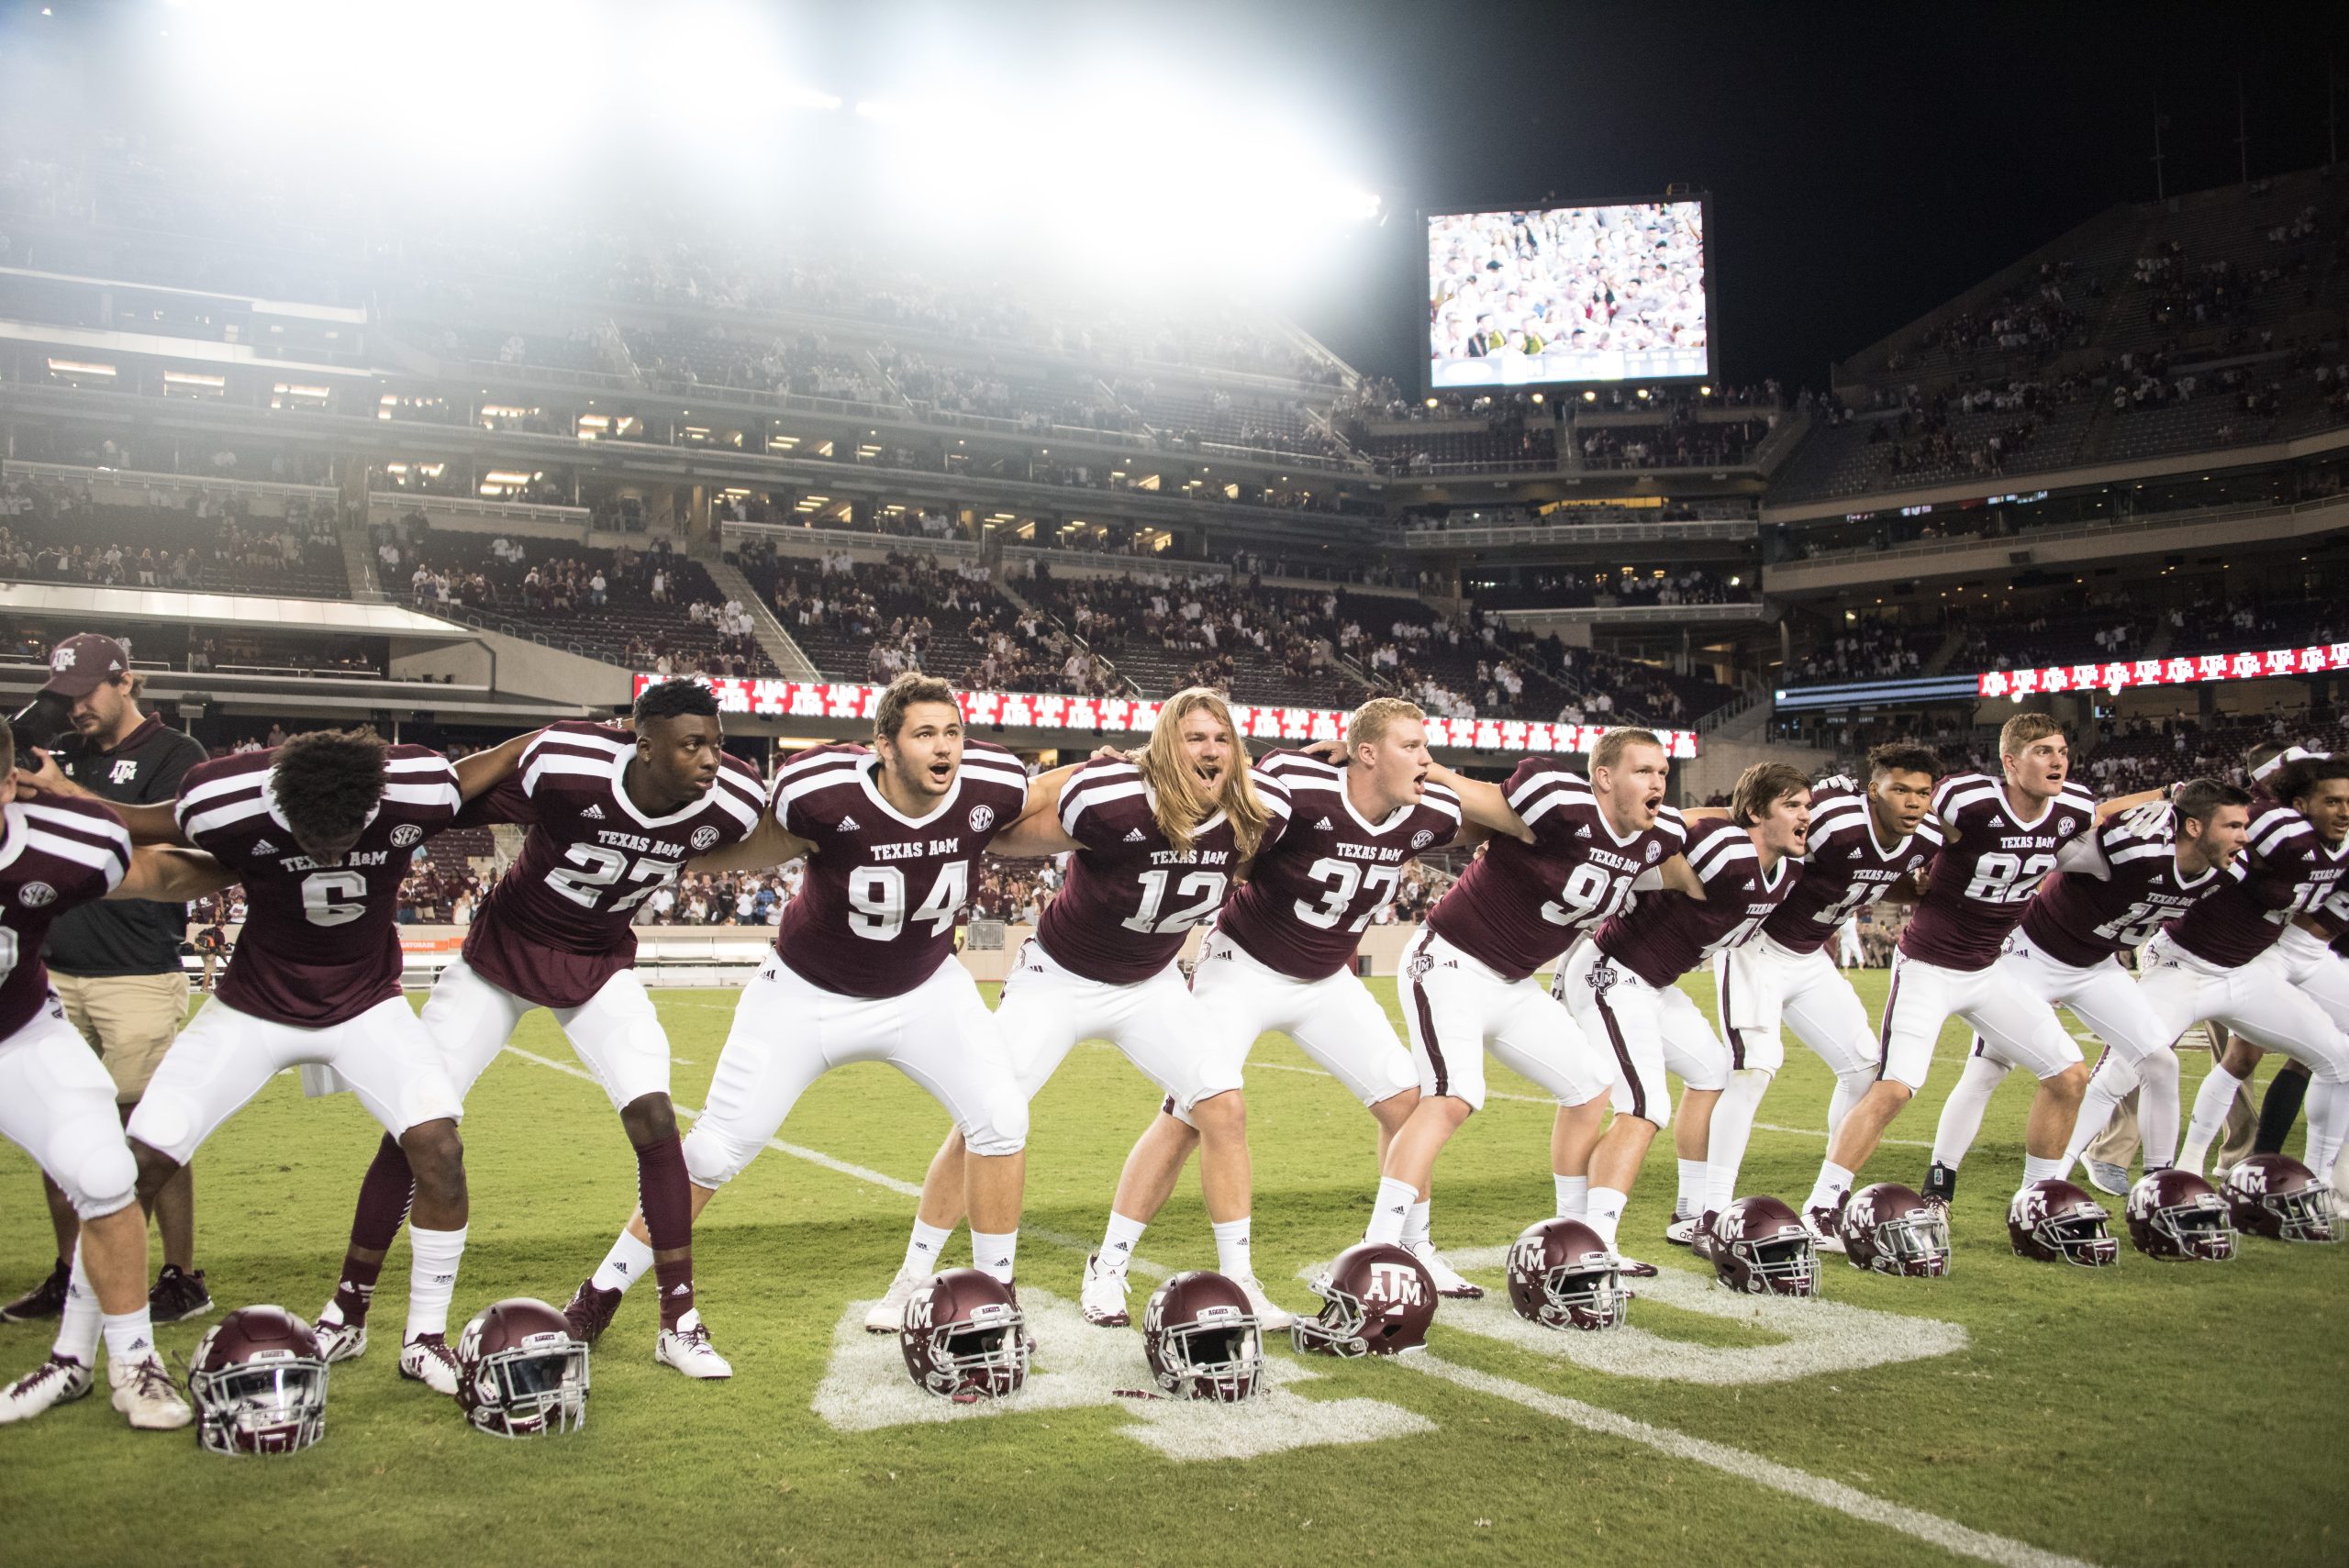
[1291,1268,1376,1357]
[193,1358,328,1456]
[2034,1209,2119,1267]
[1156,1314,1263,1402]
[1729,1231,1818,1296]
[2145,1191,2236,1262]
[1865,1207,1952,1277]
[2258,1184,2338,1244]
[915,1307,1030,1399]
[470,1340,590,1437]
[1527,1258,1629,1329]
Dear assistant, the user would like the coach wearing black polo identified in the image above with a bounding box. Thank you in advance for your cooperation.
[1,633,213,1328]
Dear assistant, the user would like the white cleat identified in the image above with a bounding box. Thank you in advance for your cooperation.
[108,1355,192,1431]
[864,1270,923,1335]
[1664,1215,1704,1248]
[1080,1252,1131,1327]
[655,1310,732,1379]
[1804,1205,1849,1256]
[398,1332,461,1396]
[1408,1240,1486,1299]
[314,1315,368,1364]
[0,1353,94,1423]
[1233,1274,1295,1332]
[2081,1159,2132,1197]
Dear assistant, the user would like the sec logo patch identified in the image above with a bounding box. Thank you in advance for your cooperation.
[18,882,56,908]
[691,825,721,851]
[390,824,424,848]
[969,805,996,832]
[1410,829,1433,849]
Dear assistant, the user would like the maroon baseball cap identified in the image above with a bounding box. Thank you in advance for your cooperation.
[40,633,131,700]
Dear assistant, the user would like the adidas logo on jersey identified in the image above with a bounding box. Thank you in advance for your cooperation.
[1315,817,1334,830]
[838,815,861,832]
[581,804,605,819]
[1124,828,1147,841]
[1575,824,1592,839]
[252,838,276,853]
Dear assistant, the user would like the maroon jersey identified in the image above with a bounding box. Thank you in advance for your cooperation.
[1592,817,1799,988]
[1899,773,2098,972]
[462,723,768,1007]
[1761,781,1942,955]
[2021,800,2229,965]
[1427,758,1688,982]
[177,746,462,1027]
[769,740,1031,997]
[0,796,132,1039]
[1213,751,1463,981]
[1034,757,1292,985]
[2167,802,2346,967]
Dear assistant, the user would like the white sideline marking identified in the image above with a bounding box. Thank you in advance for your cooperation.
[1241,1058,1936,1149]
[1427,1245,1968,1385]
[813,1290,1432,1460]
[1401,1354,2099,1568]
[507,1044,2096,1565]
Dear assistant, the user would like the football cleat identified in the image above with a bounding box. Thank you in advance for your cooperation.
[655,1310,732,1379]
[1231,1273,1296,1333]
[313,1315,368,1364]
[1689,1211,1722,1265]
[1408,1240,1485,1299]
[149,1264,214,1325]
[1664,1215,1703,1248]
[2080,1159,2132,1196]
[0,1352,94,1423]
[1613,1254,1660,1278]
[108,1355,194,1431]
[563,1278,623,1345]
[863,1270,923,1335]
[1079,1252,1131,1327]
[1804,1203,1850,1255]
[0,1260,70,1323]
[398,1332,462,1396]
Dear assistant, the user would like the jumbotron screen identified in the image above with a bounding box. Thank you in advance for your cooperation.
[1426,199,1713,390]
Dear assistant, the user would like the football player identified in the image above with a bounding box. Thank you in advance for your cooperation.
[573,673,1055,1347]
[1698,746,1941,1244]
[1918,780,2253,1205]
[865,688,1294,1331]
[1075,697,1478,1321]
[0,713,237,1429]
[1796,714,2146,1240]
[1375,728,1695,1280]
[314,681,767,1381]
[1553,762,1811,1263]
[2160,752,2349,1182]
[13,726,532,1396]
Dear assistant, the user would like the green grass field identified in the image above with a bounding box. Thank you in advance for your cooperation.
[2,971,2342,1568]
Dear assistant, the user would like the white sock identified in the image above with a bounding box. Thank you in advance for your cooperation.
[52,1243,101,1364]
[2179,1064,2244,1173]
[1585,1186,1629,1251]
[1930,1051,2008,1170]
[2303,1077,2348,1182]
[2135,1050,2182,1171]
[1401,1200,1431,1251]
[1553,1174,1588,1218]
[1211,1217,1252,1279]
[2065,1071,2131,1170]
[1674,1159,1707,1220]
[1827,1068,1872,1136]
[969,1229,1018,1284]
[902,1218,954,1279]
[1099,1210,1147,1273]
[101,1308,159,1368]
[2021,1152,2065,1185]
[1705,1071,1769,1216]
[1364,1176,1418,1246]
[591,1229,656,1295]
[1803,1161,1855,1217]
[405,1224,467,1340]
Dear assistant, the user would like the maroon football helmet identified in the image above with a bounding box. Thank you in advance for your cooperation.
[2221,1154,2338,1243]
[457,1298,588,1437]
[1838,1183,1952,1278]
[2007,1179,2118,1266]
[1712,1196,1819,1297]
[189,1306,328,1456]
[1141,1271,1263,1402]
[1505,1218,1629,1330]
[2126,1169,2235,1262]
[1292,1242,1437,1356]
[900,1268,1030,1400]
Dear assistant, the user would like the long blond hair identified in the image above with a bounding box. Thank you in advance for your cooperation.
[1131,687,1271,859]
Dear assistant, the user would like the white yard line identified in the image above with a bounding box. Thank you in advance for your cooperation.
[504,1041,2100,1568]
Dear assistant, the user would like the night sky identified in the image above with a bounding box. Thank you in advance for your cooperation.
[1275,2,2349,395]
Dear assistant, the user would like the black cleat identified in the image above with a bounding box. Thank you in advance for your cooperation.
[1920,1161,1958,1211]
[148,1264,214,1324]
[0,1259,69,1324]
[562,1276,623,1346]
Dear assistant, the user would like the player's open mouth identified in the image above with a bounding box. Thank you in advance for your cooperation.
[928,762,952,784]
[1194,763,1221,785]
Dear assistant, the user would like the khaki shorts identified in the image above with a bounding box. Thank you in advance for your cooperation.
[50,971,192,1103]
